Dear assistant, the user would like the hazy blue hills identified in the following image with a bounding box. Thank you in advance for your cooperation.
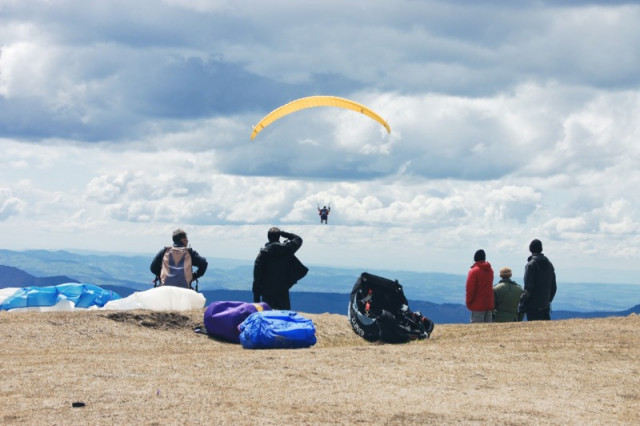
[0,265,79,287]
[2,269,639,324]
[0,249,151,290]
[47,286,636,324]
[1,248,639,324]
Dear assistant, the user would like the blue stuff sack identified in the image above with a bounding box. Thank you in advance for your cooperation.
[239,310,317,349]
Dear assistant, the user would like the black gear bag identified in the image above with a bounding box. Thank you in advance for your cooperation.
[348,272,434,343]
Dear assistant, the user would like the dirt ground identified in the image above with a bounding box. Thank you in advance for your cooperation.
[0,310,638,425]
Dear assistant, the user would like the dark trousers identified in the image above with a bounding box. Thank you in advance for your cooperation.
[526,309,551,321]
[262,291,291,310]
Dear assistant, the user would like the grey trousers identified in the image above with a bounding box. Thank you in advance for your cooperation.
[470,310,493,323]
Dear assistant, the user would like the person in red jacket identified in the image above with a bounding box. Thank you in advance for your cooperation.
[465,249,495,323]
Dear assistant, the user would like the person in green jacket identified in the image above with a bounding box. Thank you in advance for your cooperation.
[493,267,524,322]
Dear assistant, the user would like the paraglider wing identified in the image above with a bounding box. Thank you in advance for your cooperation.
[250,96,391,140]
[0,284,121,312]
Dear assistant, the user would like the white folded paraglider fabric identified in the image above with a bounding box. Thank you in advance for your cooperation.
[102,286,205,311]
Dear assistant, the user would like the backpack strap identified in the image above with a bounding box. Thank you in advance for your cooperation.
[153,247,171,287]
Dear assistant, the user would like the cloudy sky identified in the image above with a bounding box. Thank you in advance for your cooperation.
[1,0,639,284]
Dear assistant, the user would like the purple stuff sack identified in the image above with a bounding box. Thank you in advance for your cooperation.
[203,301,271,343]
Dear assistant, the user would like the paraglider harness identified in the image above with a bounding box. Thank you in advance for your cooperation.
[153,275,199,292]
[348,272,434,343]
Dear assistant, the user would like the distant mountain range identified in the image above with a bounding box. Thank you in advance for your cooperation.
[1,248,639,322]
[0,265,79,287]
[1,260,639,324]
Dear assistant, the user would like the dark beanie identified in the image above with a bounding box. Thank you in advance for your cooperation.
[529,239,543,254]
[474,249,486,262]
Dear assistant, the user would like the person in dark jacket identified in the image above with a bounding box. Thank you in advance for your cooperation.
[519,239,557,321]
[150,229,208,289]
[465,249,494,323]
[493,267,524,322]
[253,227,307,310]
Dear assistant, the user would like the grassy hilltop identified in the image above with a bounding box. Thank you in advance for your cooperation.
[0,311,638,425]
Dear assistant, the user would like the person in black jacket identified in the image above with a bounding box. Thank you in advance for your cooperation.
[519,239,557,321]
[253,227,307,310]
[150,229,208,289]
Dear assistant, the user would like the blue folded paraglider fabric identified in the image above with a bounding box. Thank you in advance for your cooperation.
[0,284,121,311]
[238,310,317,349]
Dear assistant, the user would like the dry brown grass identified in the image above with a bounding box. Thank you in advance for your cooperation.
[1,310,638,425]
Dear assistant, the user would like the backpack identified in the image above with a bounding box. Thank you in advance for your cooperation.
[348,272,434,343]
[160,247,193,288]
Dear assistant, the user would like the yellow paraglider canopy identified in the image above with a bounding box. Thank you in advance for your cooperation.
[250,95,391,140]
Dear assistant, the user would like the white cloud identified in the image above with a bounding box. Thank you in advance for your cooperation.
[86,175,124,203]
[0,188,25,220]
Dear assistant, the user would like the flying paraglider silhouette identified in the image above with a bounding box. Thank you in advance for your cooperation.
[250,96,391,141]
[317,202,331,224]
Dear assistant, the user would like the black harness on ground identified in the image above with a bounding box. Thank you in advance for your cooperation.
[348,272,434,343]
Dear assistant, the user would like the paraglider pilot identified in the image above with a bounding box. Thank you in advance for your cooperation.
[150,229,208,290]
[318,205,331,224]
